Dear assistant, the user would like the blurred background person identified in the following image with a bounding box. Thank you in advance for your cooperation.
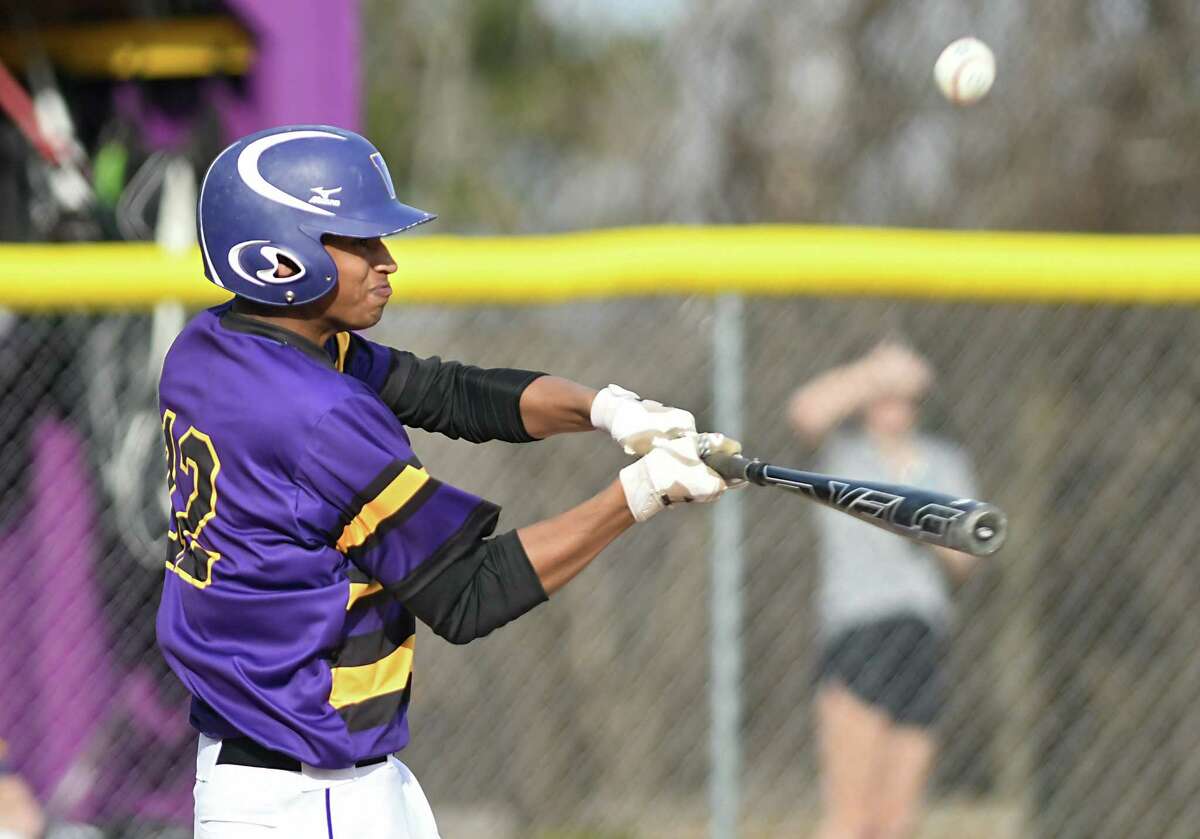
[789,341,983,839]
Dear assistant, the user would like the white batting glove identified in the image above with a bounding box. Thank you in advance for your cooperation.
[590,384,697,456]
[619,435,728,522]
[695,431,749,488]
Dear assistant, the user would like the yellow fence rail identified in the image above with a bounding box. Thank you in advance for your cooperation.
[0,17,254,80]
[1,226,1196,310]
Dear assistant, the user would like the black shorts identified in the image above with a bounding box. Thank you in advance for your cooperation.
[817,615,946,728]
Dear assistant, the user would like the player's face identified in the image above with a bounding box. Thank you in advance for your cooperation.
[320,235,398,330]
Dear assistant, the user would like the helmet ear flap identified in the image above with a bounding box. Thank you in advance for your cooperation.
[261,247,304,282]
[278,238,339,300]
[224,238,338,301]
[291,229,340,298]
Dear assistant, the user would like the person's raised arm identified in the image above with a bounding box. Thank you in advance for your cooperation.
[788,360,879,445]
[788,342,932,445]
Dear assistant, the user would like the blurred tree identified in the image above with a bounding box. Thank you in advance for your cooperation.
[364,0,1199,233]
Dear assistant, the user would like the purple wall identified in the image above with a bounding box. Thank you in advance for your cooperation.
[220,0,363,137]
[111,0,363,152]
[0,417,114,806]
[0,416,195,825]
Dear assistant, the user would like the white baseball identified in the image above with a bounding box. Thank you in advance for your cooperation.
[934,37,995,106]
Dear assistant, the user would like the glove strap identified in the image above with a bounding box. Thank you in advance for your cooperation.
[619,461,664,522]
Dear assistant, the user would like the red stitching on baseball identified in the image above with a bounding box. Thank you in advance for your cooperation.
[949,61,969,102]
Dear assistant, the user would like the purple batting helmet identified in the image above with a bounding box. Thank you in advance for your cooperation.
[197,125,434,306]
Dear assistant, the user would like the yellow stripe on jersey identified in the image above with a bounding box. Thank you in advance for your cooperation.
[347,581,383,610]
[335,465,430,553]
[334,332,352,372]
[329,635,415,709]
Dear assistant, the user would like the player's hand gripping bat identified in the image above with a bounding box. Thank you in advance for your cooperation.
[697,435,1007,557]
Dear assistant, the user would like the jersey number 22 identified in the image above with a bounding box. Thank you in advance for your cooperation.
[162,410,222,589]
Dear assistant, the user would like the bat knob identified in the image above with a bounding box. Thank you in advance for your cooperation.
[955,505,1008,556]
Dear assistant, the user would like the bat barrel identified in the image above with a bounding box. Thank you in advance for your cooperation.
[700,446,1009,558]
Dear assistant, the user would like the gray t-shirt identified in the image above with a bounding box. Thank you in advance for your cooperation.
[815,432,979,639]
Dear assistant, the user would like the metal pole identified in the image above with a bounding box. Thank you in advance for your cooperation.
[710,293,744,839]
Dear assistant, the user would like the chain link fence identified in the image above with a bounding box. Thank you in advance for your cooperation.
[1,294,1197,838]
[0,1,1197,837]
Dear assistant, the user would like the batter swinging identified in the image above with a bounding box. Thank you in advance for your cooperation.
[156,125,734,838]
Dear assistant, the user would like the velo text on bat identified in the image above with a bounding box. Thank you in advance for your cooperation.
[766,471,967,537]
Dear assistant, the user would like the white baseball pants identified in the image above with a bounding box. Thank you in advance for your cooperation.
[194,735,441,838]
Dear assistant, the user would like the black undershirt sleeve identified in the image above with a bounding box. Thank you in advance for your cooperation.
[394,531,548,645]
[378,351,546,444]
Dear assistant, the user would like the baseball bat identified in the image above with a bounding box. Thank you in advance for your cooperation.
[699,447,1007,557]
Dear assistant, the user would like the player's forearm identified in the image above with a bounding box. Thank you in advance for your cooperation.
[518,375,598,439]
[517,480,634,594]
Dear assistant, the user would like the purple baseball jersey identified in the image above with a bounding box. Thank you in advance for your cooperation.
[156,303,499,768]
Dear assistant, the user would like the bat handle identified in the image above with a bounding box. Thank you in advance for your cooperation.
[699,450,766,485]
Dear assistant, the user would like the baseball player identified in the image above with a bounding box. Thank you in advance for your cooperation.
[156,125,735,838]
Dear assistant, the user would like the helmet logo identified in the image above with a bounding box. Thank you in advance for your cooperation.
[370,152,397,200]
[227,240,307,286]
[308,186,343,208]
[236,130,347,216]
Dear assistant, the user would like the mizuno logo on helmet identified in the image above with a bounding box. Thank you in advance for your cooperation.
[227,240,307,286]
[308,186,343,207]
[236,130,346,216]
